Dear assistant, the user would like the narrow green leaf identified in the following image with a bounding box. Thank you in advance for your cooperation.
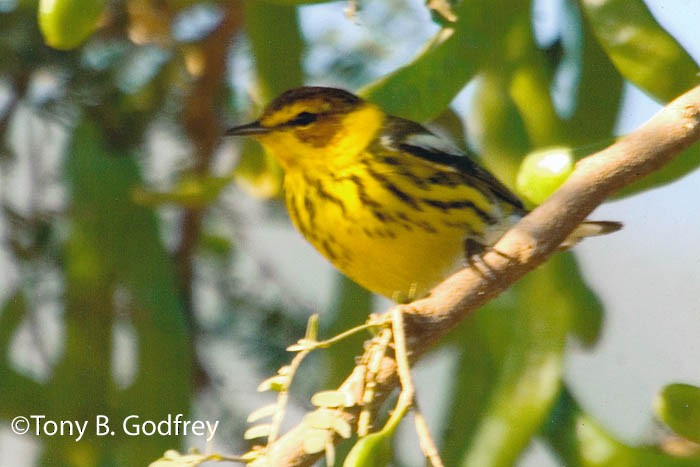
[0,291,27,361]
[132,175,233,208]
[563,254,605,347]
[471,70,531,189]
[565,1,623,145]
[244,0,303,101]
[544,388,700,467]
[0,291,46,420]
[360,27,481,122]
[442,253,601,467]
[455,257,572,467]
[261,0,332,5]
[580,0,700,103]
[508,15,568,147]
[439,298,511,466]
[573,12,700,199]
[54,121,191,466]
[359,0,516,121]
[235,0,304,197]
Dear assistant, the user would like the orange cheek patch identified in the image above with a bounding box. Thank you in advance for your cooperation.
[296,116,342,148]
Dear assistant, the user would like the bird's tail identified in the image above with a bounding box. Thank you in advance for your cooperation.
[561,221,622,249]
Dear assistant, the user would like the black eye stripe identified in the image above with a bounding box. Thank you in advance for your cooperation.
[289,111,318,126]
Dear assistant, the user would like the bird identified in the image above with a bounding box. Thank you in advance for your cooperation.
[226,86,621,302]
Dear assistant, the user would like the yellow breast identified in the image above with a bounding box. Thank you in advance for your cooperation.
[282,153,508,301]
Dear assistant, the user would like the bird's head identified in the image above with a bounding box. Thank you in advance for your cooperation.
[226,87,385,170]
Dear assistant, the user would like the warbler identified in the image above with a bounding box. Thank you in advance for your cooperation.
[227,87,620,301]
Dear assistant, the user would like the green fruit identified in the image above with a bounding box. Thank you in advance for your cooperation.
[516,147,575,205]
[39,0,107,50]
[654,383,700,443]
[343,431,393,467]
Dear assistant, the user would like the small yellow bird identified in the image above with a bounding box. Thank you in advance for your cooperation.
[227,87,620,301]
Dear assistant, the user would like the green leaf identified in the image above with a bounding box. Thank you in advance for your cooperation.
[0,291,27,362]
[574,3,700,197]
[132,174,233,208]
[360,0,520,121]
[471,70,530,189]
[439,297,511,466]
[38,0,107,50]
[565,1,623,145]
[508,14,568,148]
[561,254,605,348]
[571,6,700,201]
[544,388,700,467]
[244,1,304,101]
[51,121,192,466]
[456,257,572,467]
[580,0,700,103]
[259,0,332,5]
[441,255,580,466]
[0,292,46,418]
[441,252,603,466]
[359,26,481,122]
[655,383,700,443]
[234,1,304,198]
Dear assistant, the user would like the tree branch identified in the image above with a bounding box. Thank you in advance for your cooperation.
[264,84,700,466]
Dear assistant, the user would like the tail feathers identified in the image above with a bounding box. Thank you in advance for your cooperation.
[561,220,622,249]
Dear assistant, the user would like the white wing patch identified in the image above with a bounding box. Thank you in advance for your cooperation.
[379,134,396,150]
[403,132,464,157]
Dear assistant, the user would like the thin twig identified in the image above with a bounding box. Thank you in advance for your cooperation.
[414,410,444,467]
[392,307,444,467]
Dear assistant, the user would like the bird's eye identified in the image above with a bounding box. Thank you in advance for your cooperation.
[289,111,318,126]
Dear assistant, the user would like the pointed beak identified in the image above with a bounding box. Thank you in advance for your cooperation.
[225,121,269,137]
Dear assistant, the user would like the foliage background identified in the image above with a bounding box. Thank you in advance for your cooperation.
[0,0,699,466]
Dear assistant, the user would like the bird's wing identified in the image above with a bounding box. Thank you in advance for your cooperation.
[384,117,525,210]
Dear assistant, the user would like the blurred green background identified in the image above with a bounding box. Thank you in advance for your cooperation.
[1,0,699,466]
